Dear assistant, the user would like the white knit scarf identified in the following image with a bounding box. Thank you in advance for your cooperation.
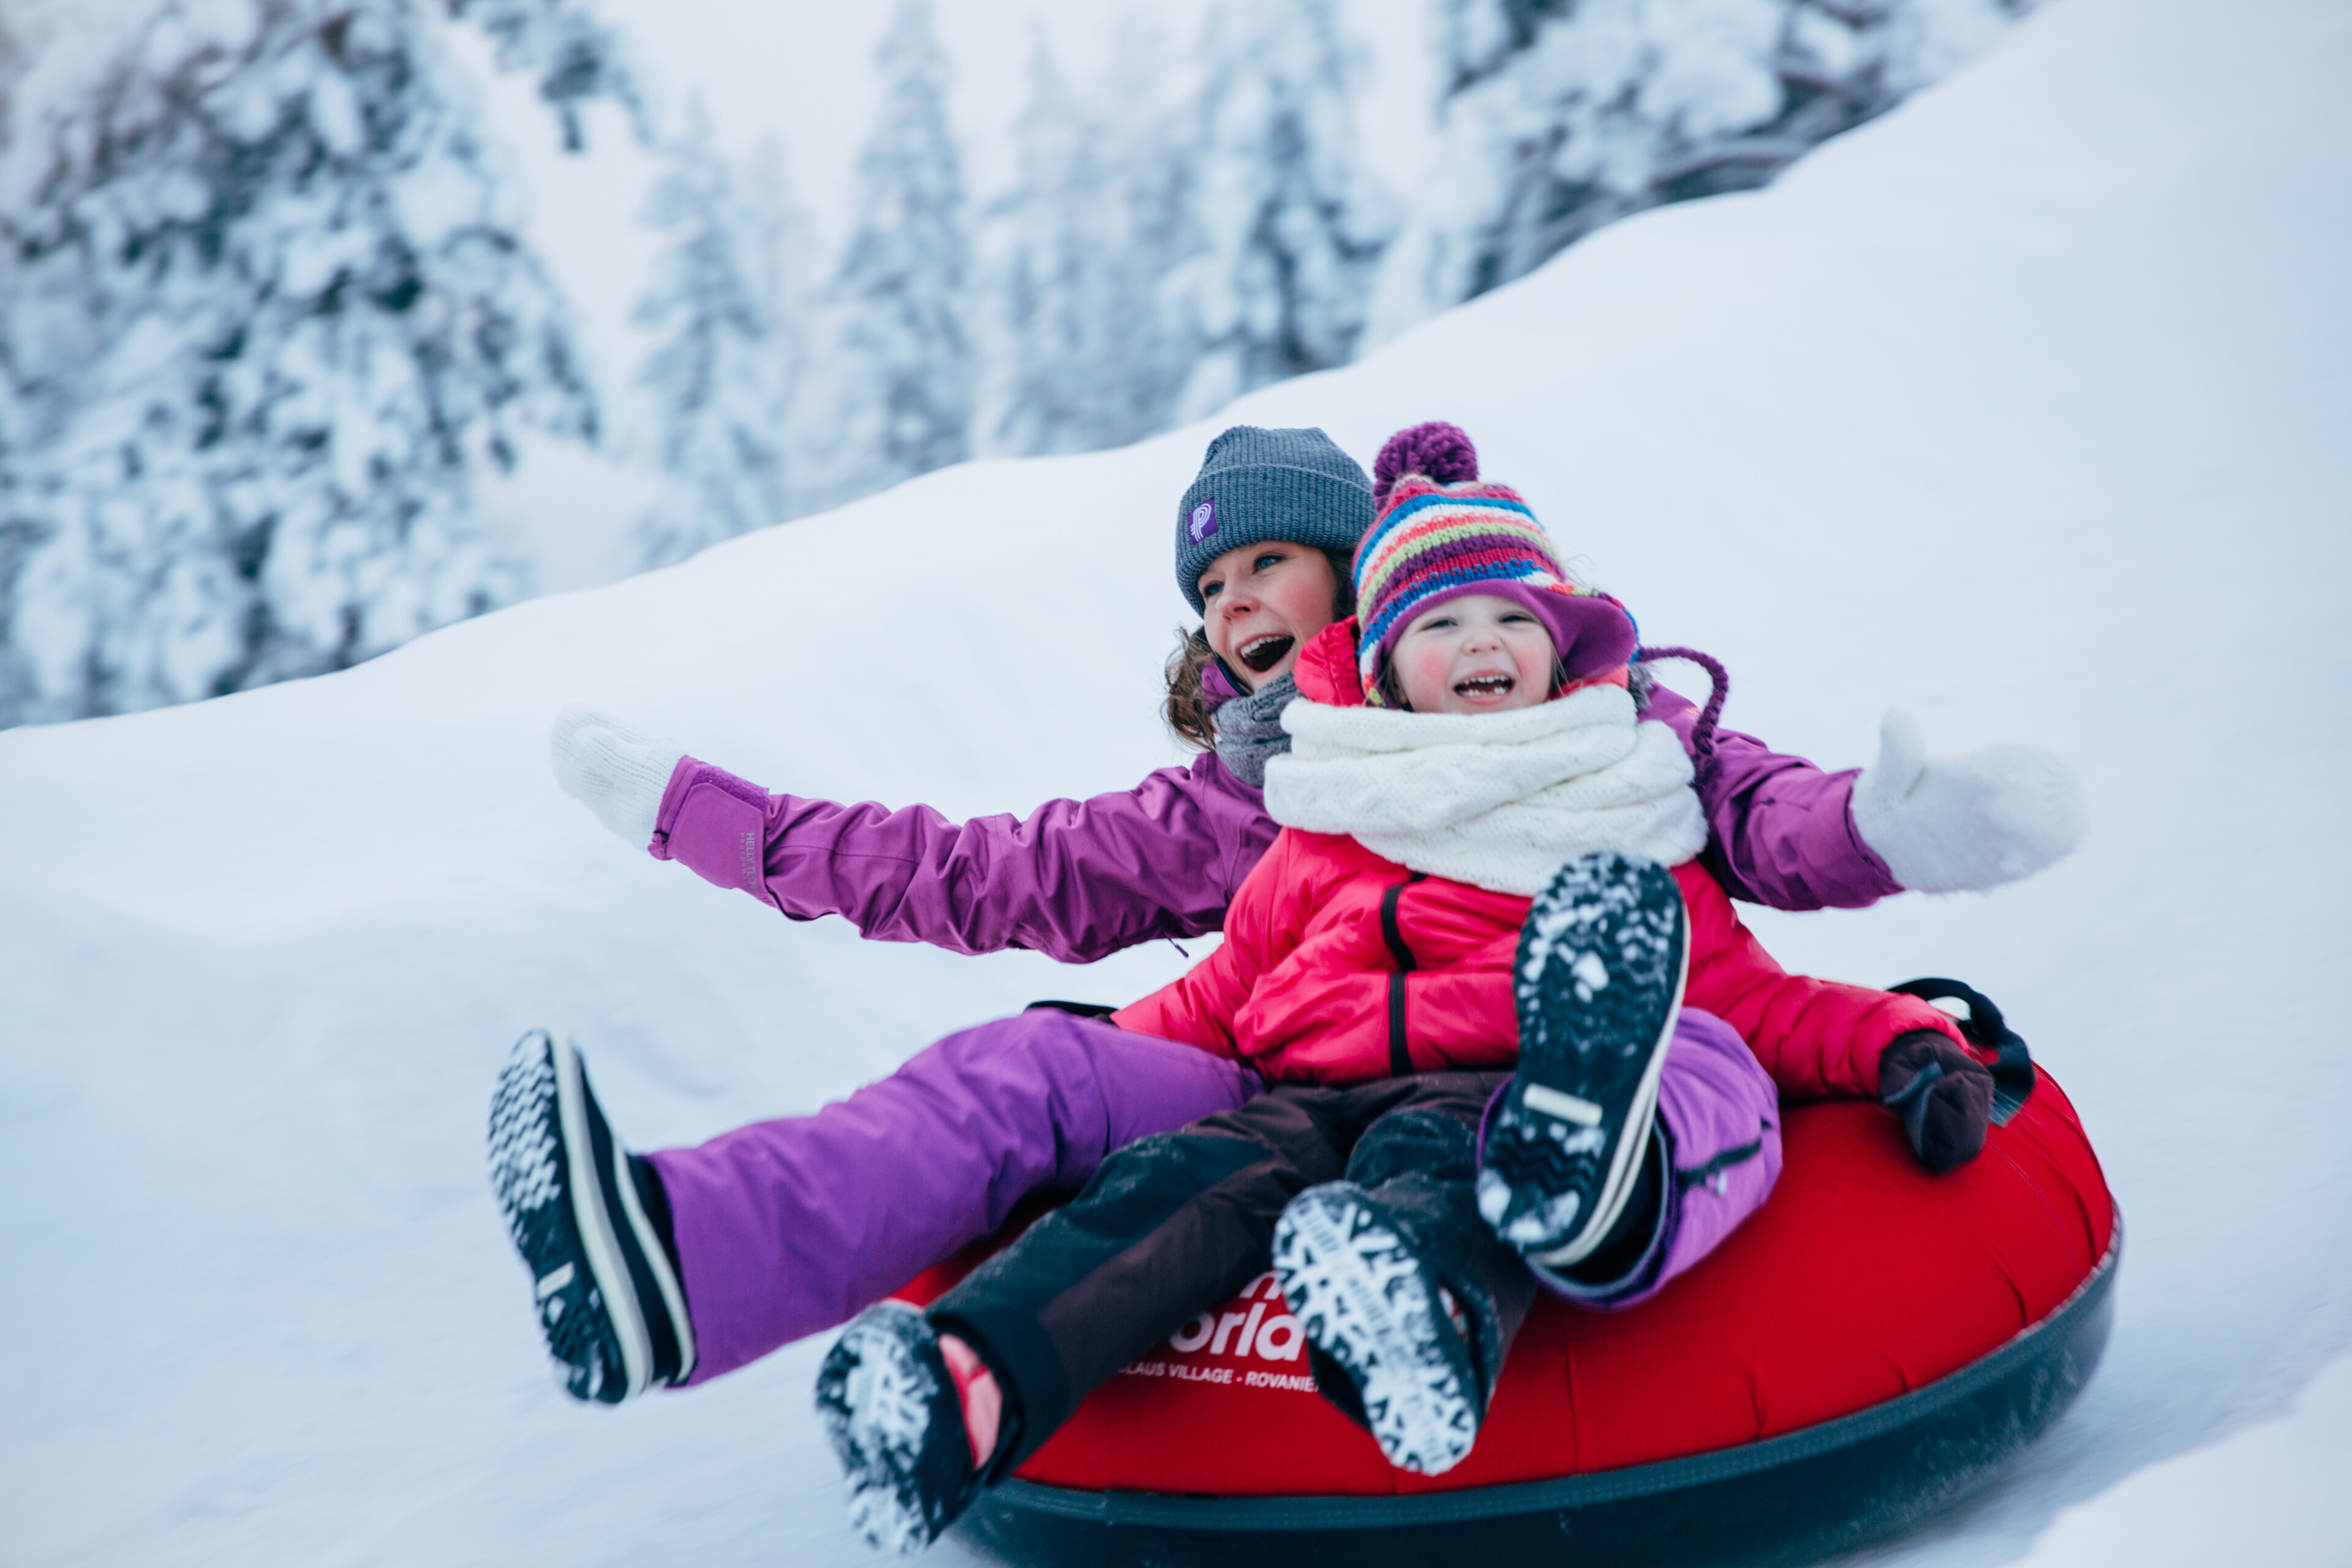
[1262,684,1708,896]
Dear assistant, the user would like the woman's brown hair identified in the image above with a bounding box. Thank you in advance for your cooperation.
[1164,548,1357,750]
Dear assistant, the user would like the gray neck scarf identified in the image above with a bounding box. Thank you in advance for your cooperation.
[1212,671,1298,788]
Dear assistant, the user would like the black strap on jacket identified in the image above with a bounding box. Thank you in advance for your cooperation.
[1380,874,1428,1077]
[1888,977,2037,1125]
[1674,1130,1771,1192]
[1024,1000,1119,1019]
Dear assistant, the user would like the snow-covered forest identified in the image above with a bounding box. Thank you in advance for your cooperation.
[0,0,2032,729]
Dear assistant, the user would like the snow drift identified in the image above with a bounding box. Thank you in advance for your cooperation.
[1,0,2346,1562]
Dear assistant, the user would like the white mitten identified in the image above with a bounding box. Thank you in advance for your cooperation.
[1850,710,2087,893]
[549,704,686,850]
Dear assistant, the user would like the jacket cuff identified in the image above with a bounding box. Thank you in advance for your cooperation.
[1868,1008,1972,1096]
[1831,773,1904,896]
[648,757,774,897]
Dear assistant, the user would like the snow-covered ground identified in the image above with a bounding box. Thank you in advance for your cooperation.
[2010,1352,2351,1568]
[1,0,2345,1561]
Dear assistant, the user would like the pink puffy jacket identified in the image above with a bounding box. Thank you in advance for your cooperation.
[1114,621,1961,1096]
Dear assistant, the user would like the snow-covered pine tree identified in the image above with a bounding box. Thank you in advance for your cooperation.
[629,115,794,569]
[790,0,969,514]
[978,30,1196,460]
[1168,0,1398,421]
[0,0,600,728]
[442,0,638,150]
[1365,0,2031,341]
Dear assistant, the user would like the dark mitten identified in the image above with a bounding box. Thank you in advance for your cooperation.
[1878,1030,1996,1173]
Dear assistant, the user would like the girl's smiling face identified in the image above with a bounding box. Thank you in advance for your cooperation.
[1195,542,1341,692]
[1391,593,1556,714]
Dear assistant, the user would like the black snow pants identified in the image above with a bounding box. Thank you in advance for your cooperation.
[927,1070,1536,1471]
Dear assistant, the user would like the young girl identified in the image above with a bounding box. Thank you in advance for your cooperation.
[807,473,2013,1553]
[505,425,2079,1412]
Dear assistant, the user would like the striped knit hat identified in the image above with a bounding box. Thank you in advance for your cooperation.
[1353,472,1636,707]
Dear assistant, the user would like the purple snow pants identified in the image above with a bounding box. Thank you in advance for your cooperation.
[645,1009,1262,1385]
[648,1006,1781,1386]
[1532,1007,1784,1310]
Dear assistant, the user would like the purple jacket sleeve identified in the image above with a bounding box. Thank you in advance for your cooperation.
[647,751,1280,964]
[644,685,1893,961]
[1644,683,1902,910]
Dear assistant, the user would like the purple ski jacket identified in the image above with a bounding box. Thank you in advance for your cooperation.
[646,684,1900,964]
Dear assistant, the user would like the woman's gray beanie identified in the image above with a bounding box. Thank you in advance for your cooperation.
[1175,426,1374,612]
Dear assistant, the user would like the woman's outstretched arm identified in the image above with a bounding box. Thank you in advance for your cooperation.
[1646,682,1903,911]
[647,751,1280,964]
[551,688,1918,970]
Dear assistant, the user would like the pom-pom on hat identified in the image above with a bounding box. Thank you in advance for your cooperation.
[1175,426,1374,613]
[1373,420,1479,505]
[1352,440,1636,707]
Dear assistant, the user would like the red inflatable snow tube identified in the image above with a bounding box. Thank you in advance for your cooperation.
[895,1069,2117,1568]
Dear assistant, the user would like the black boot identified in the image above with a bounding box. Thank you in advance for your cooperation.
[1281,1086,1534,1473]
[487,1030,695,1403]
[1275,1181,1479,1474]
[815,1302,984,1555]
[1480,851,1687,1266]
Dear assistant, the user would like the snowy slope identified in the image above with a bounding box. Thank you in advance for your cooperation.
[2009,1351,2352,1568]
[1,0,2346,1562]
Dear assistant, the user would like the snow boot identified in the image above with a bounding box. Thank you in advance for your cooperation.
[1479,851,1688,1267]
[486,1029,695,1403]
[1273,1182,1493,1476]
[815,1301,983,1555]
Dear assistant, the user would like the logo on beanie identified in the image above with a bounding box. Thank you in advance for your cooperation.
[1187,499,1219,543]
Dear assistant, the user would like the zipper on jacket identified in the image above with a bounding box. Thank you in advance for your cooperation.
[1381,874,1428,1078]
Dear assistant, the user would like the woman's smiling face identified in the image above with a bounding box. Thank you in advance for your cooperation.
[1194,542,1341,692]
[1390,592,1557,714]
